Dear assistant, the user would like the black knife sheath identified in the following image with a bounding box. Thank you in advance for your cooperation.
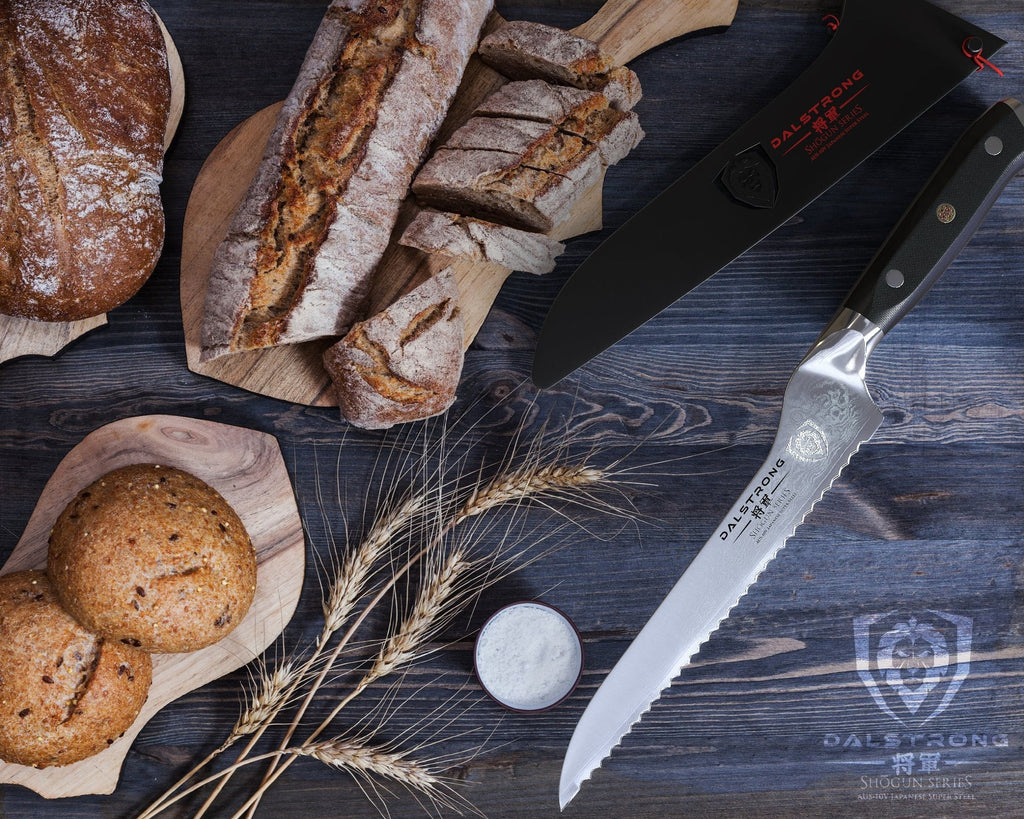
[533,0,1005,387]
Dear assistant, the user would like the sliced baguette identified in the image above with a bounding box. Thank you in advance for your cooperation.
[201,0,492,361]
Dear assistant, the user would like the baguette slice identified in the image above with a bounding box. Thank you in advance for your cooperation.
[478,20,642,110]
[324,268,464,429]
[201,0,492,361]
[412,145,604,232]
[474,78,606,124]
[399,207,565,274]
[411,98,642,231]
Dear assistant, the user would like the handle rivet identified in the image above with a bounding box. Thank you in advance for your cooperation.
[936,203,956,224]
[885,269,905,289]
[985,136,1004,156]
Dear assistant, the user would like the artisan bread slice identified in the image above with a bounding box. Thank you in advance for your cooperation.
[412,145,604,232]
[399,208,565,274]
[478,20,642,110]
[0,0,170,322]
[411,96,643,231]
[324,268,464,429]
[201,0,492,360]
[475,79,604,124]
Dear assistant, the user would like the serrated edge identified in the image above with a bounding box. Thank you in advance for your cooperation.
[561,437,871,809]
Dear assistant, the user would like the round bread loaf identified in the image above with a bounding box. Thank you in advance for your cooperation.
[0,570,152,768]
[0,0,172,321]
[47,464,257,653]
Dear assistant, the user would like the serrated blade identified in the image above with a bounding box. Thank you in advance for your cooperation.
[560,324,883,809]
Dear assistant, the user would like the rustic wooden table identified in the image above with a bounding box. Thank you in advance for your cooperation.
[2,0,1023,817]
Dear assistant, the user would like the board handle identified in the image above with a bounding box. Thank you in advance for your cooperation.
[572,0,739,65]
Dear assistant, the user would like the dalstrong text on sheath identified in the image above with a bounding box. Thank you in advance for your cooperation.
[770,69,867,150]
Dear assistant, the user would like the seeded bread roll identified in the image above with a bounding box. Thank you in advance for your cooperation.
[399,207,564,274]
[0,571,152,768]
[478,20,642,110]
[47,464,257,654]
[201,0,492,360]
[324,268,464,429]
[0,0,171,322]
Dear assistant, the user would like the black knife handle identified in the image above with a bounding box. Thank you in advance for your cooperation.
[844,98,1024,335]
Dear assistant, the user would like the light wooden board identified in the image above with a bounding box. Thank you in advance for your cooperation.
[180,0,739,407]
[0,13,187,365]
[0,415,305,799]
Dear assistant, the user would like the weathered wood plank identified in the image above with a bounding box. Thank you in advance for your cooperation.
[1,0,1022,817]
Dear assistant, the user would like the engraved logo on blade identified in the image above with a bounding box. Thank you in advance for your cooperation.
[787,419,829,463]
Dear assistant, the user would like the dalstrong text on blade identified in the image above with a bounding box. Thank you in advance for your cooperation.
[559,96,1024,808]
[718,457,786,541]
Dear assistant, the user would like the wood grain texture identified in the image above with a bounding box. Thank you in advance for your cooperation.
[0,13,187,365]
[181,0,726,407]
[0,415,304,799]
[1,1,1023,817]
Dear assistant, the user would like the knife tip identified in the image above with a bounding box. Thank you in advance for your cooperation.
[558,781,580,812]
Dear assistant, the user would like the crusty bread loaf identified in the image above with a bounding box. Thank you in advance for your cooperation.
[411,89,642,232]
[0,571,152,768]
[47,464,257,654]
[478,20,642,110]
[399,207,565,274]
[0,0,170,322]
[324,269,464,429]
[201,0,493,361]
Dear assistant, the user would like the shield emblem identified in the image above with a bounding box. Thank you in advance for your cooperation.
[720,146,778,209]
[854,610,972,725]
[787,419,829,463]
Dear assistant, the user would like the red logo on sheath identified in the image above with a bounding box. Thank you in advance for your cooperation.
[770,69,868,151]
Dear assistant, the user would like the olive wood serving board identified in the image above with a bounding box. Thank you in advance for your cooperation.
[0,415,305,798]
[0,15,187,365]
[180,0,739,407]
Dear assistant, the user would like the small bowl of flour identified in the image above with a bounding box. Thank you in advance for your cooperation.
[474,601,583,712]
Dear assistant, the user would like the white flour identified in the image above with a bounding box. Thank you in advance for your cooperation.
[475,602,582,711]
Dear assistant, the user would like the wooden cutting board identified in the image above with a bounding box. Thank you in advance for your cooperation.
[0,15,187,365]
[181,0,740,407]
[0,415,305,798]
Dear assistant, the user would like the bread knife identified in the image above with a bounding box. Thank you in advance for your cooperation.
[559,97,1024,809]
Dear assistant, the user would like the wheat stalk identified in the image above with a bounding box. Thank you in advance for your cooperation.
[367,548,472,685]
[230,660,299,740]
[136,656,301,819]
[322,492,426,641]
[142,421,634,819]
[203,487,429,819]
[456,463,609,523]
[234,458,616,817]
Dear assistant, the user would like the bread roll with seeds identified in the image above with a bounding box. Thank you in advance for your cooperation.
[0,570,152,768]
[47,464,256,654]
